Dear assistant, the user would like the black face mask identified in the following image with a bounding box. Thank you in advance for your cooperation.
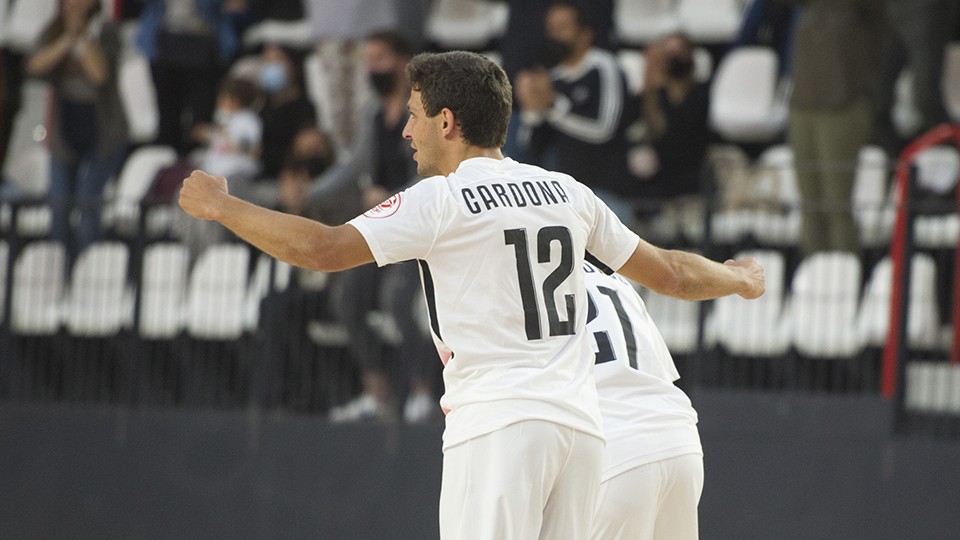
[667,56,695,79]
[540,38,574,68]
[296,155,332,177]
[369,70,397,95]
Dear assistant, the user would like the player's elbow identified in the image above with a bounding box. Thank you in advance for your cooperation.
[303,239,345,273]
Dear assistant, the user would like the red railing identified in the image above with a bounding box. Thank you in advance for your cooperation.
[882,123,960,399]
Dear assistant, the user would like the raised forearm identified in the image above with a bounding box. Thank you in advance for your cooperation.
[76,39,109,86]
[658,250,751,300]
[26,35,74,77]
[617,240,764,300]
[215,195,370,272]
[179,169,373,271]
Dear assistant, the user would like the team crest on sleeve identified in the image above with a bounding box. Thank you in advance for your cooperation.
[363,193,402,218]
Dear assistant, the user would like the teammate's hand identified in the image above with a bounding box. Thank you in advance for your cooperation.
[725,258,765,300]
[179,170,229,221]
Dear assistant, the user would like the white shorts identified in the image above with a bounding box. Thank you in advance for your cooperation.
[439,419,604,540]
[592,453,704,540]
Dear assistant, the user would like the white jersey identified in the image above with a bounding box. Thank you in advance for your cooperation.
[349,157,639,450]
[583,262,702,482]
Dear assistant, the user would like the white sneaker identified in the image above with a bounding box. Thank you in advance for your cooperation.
[403,392,438,424]
[329,394,394,423]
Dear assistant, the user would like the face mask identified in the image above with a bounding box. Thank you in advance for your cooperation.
[259,62,287,93]
[213,108,233,126]
[368,70,397,96]
[301,155,332,177]
[540,38,574,68]
[667,56,695,79]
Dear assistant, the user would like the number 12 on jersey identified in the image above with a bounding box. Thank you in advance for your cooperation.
[504,226,576,340]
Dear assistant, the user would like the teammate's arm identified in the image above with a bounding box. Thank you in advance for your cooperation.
[616,238,764,301]
[179,170,374,272]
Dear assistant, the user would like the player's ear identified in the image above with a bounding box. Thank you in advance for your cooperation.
[439,108,456,138]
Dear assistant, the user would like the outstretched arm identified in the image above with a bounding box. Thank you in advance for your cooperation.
[179,170,374,272]
[616,238,764,301]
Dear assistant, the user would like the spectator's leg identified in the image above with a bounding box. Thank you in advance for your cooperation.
[74,147,127,251]
[815,99,870,254]
[789,108,827,255]
[48,155,77,249]
[150,63,186,151]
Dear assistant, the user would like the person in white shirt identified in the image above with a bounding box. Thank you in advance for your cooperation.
[584,257,703,540]
[178,51,764,540]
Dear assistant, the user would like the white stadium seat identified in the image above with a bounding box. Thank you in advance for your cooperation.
[641,288,700,355]
[425,0,509,50]
[853,146,893,248]
[905,361,960,413]
[242,18,315,49]
[11,241,65,335]
[0,241,7,323]
[118,53,160,144]
[185,244,251,340]
[856,254,940,350]
[139,242,189,339]
[786,252,863,358]
[912,145,960,249]
[677,0,744,44]
[0,0,57,52]
[614,0,680,46]
[108,145,178,233]
[707,250,789,356]
[63,242,133,337]
[709,46,786,143]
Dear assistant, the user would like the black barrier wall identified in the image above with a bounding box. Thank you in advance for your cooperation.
[2,391,960,540]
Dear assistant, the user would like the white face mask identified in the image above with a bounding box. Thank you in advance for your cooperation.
[259,62,287,93]
[213,109,233,126]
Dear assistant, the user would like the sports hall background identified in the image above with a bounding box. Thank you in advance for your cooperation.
[2,1,960,539]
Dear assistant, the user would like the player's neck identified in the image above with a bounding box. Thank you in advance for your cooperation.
[441,146,505,175]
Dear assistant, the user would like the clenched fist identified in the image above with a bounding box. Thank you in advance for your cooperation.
[179,170,229,221]
[724,258,765,300]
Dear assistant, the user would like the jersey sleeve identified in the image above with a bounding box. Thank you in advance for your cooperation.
[347,178,444,266]
[583,187,640,271]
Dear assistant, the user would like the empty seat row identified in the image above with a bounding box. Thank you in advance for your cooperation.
[3,241,292,340]
[643,250,948,358]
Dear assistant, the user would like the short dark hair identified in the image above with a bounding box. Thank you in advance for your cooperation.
[406,51,512,149]
[365,29,414,58]
[549,1,595,31]
[219,78,260,109]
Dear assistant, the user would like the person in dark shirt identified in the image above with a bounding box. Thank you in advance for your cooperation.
[327,29,437,424]
[515,1,634,224]
[636,33,710,200]
[257,43,317,179]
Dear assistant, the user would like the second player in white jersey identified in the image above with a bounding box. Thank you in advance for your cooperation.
[584,261,704,540]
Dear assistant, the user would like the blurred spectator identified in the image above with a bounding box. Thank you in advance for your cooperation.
[515,1,634,224]
[872,0,960,153]
[0,0,25,176]
[276,127,358,224]
[245,0,303,21]
[257,43,317,180]
[326,29,437,424]
[782,0,883,255]
[27,0,128,256]
[499,0,613,161]
[175,76,261,257]
[196,77,262,182]
[135,0,242,154]
[734,0,798,76]
[633,33,710,203]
